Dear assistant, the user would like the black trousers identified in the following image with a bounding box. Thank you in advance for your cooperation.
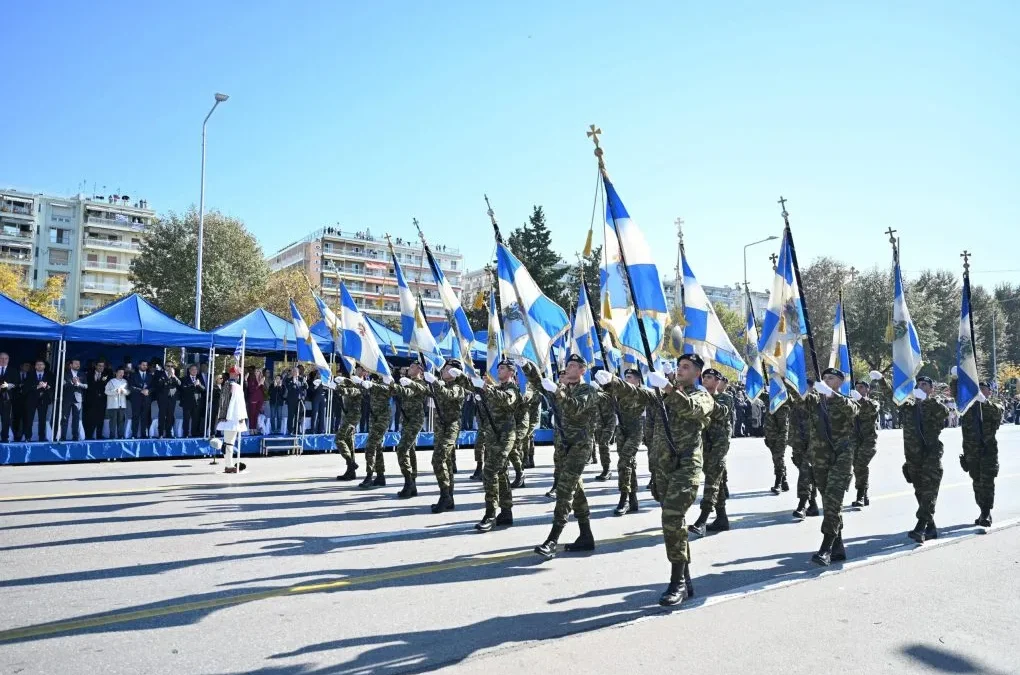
[159,398,177,438]
[61,402,82,441]
[23,402,48,441]
[132,398,153,438]
[84,402,106,439]
[0,399,11,442]
[287,400,304,435]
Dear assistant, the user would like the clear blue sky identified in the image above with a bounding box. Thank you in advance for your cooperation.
[4,1,1018,296]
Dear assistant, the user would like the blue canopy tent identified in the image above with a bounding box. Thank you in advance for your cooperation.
[63,293,211,347]
[211,308,295,353]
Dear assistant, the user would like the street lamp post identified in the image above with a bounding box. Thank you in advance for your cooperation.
[743,235,779,318]
[195,92,229,329]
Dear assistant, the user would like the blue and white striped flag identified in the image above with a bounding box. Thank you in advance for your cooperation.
[233,330,245,363]
[743,305,765,400]
[314,294,356,372]
[768,365,789,413]
[758,230,809,398]
[891,256,923,405]
[290,300,334,387]
[681,252,747,373]
[337,281,392,378]
[422,239,476,377]
[486,285,504,381]
[828,299,852,396]
[497,242,569,374]
[599,330,622,373]
[570,279,598,370]
[599,174,668,364]
[956,275,981,415]
[390,245,444,371]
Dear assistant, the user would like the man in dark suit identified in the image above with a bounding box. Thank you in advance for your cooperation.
[308,370,327,434]
[84,359,109,440]
[11,362,31,441]
[24,360,53,442]
[0,352,15,442]
[60,358,88,441]
[155,364,181,438]
[180,364,206,438]
[284,366,307,435]
[129,360,154,439]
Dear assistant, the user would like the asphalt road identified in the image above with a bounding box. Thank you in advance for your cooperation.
[0,425,1018,675]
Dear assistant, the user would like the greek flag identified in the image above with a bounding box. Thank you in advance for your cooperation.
[314,294,356,372]
[743,305,765,400]
[681,252,746,373]
[758,230,809,398]
[956,275,981,415]
[391,249,444,371]
[599,174,668,364]
[891,256,923,405]
[570,279,598,368]
[497,242,569,373]
[233,330,245,363]
[423,241,474,342]
[768,365,789,413]
[828,299,852,395]
[337,281,392,378]
[289,300,334,387]
[597,330,621,372]
[486,285,503,381]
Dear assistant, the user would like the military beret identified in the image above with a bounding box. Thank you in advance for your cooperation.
[678,353,705,370]
[979,381,991,388]
[566,354,588,367]
[445,358,463,370]
[917,376,933,386]
[855,379,871,388]
[497,357,514,368]
[821,367,845,381]
[702,368,723,379]
[624,368,642,379]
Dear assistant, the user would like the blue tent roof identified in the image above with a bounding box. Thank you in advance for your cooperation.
[63,294,212,347]
[310,316,408,357]
[0,292,63,341]
[210,308,295,352]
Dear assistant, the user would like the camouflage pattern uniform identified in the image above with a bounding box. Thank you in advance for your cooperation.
[804,390,858,537]
[332,379,364,463]
[604,378,647,496]
[477,380,520,512]
[953,380,1003,514]
[899,390,950,525]
[525,391,541,467]
[788,396,814,500]
[363,381,393,476]
[852,394,881,494]
[391,378,428,480]
[430,376,468,492]
[594,390,618,473]
[761,391,791,482]
[701,390,733,511]
[508,384,533,476]
[655,384,714,564]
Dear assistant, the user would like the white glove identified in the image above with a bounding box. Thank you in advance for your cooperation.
[471,376,485,389]
[541,378,558,393]
[361,380,373,389]
[448,368,463,378]
[870,370,883,381]
[399,377,412,387]
[382,376,393,385]
[950,366,958,378]
[814,381,834,396]
[590,381,601,390]
[594,370,613,386]
[977,392,987,403]
[661,361,675,375]
[334,376,345,385]
[913,388,927,400]
[474,394,482,401]
[423,372,437,384]
[434,379,445,388]
[648,371,669,388]
[851,390,862,401]
[350,375,363,384]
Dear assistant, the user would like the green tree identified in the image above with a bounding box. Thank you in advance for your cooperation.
[0,264,65,321]
[131,207,270,329]
[506,206,566,308]
[564,245,602,326]
[843,267,895,373]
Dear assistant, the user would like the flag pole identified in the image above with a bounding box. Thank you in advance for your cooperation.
[745,282,770,388]
[778,196,820,381]
[961,250,986,440]
[589,125,679,458]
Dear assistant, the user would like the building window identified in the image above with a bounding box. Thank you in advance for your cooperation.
[49,227,71,244]
[47,249,69,266]
[87,253,98,263]
[106,255,117,266]
[450,260,457,270]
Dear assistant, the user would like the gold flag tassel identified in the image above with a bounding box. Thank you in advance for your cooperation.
[582,228,593,257]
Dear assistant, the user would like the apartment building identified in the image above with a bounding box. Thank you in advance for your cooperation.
[1,189,154,319]
[268,226,464,322]
[662,278,770,319]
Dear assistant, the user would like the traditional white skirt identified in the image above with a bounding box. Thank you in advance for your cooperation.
[217,420,249,432]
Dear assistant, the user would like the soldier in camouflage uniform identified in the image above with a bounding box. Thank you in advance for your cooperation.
[649,353,714,607]
[333,365,366,481]
[425,359,468,513]
[529,355,600,558]
[805,368,859,566]
[761,391,791,494]
[508,375,533,488]
[471,417,485,481]
[543,368,570,500]
[644,400,656,493]
[597,367,646,515]
[878,375,950,543]
[358,373,395,488]
[390,363,429,499]
[524,388,541,469]
[951,374,1004,527]
[787,386,813,518]
[849,372,884,507]
[593,388,617,481]
[470,358,520,532]
[689,368,733,536]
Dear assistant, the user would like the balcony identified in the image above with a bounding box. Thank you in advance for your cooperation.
[83,237,142,252]
[85,214,147,232]
[0,203,34,220]
[0,228,34,242]
[83,259,132,274]
[81,280,132,295]
[0,249,31,264]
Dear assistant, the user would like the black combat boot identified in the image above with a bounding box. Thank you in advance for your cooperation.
[792,497,808,520]
[830,531,847,561]
[770,470,783,495]
[780,470,790,492]
[613,493,629,516]
[628,492,640,513]
[706,504,729,532]
[805,495,820,517]
[534,524,564,559]
[924,520,938,540]
[431,488,454,513]
[358,471,374,488]
[494,508,513,527]
[595,467,610,481]
[396,476,413,499]
[373,472,386,487]
[658,562,688,607]
[475,507,497,532]
[564,520,595,552]
[337,460,358,481]
[451,456,458,474]
[907,518,927,544]
[511,469,526,489]
[811,532,837,566]
[977,509,992,528]
[685,562,695,598]
[469,462,483,481]
[687,504,713,537]
[545,477,558,499]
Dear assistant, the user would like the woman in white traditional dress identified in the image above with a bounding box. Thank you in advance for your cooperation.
[216,366,248,473]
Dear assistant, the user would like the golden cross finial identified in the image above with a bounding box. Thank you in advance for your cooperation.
[777,195,788,218]
[769,252,779,271]
[587,124,604,168]
[961,250,971,273]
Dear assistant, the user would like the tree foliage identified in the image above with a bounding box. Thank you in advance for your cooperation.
[506,206,566,308]
[262,267,320,324]
[0,264,65,321]
[131,207,270,329]
[564,245,603,325]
